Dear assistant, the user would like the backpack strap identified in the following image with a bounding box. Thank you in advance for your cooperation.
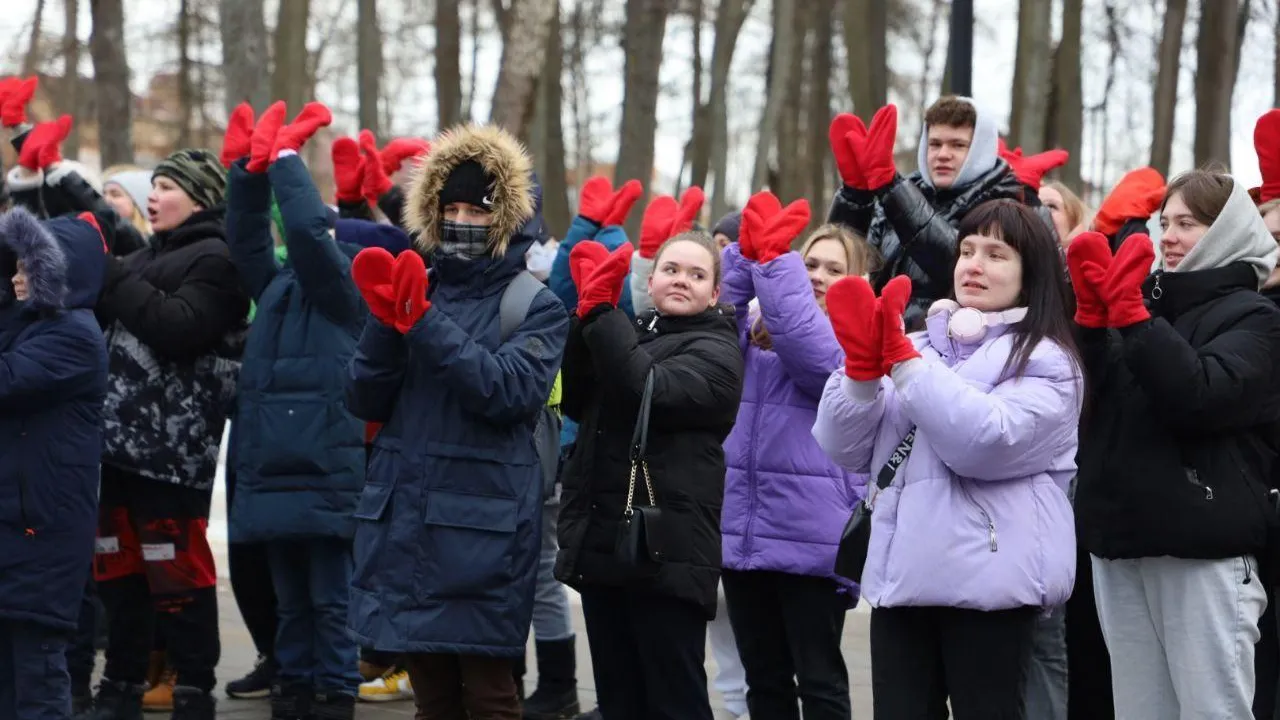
[499,270,544,342]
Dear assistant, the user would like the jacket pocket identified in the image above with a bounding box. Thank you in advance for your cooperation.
[256,398,332,476]
[353,482,393,522]
[417,491,518,601]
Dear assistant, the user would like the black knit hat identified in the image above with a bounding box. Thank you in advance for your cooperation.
[438,159,495,211]
[153,149,227,211]
[712,211,742,244]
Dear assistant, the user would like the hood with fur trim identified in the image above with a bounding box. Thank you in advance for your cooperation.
[0,206,67,310]
[404,124,536,258]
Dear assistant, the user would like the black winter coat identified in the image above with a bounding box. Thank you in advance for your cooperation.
[827,162,1024,330]
[556,305,744,618]
[1076,263,1280,560]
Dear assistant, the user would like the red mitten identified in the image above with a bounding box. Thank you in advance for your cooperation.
[569,240,610,293]
[850,104,899,191]
[359,130,394,204]
[18,115,72,171]
[272,102,332,161]
[577,176,616,225]
[1064,232,1113,328]
[879,275,920,372]
[246,101,287,173]
[332,137,366,204]
[741,191,812,264]
[1255,110,1280,204]
[391,250,430,333]
[998,139,1069,191]
[1,76,38,127]
[352,247,398,326]
[603,179,643,227]
[1093,167,1166,237]
[826,276,883,381]
[671,186,705,236]
[1084,235,1154,328]
[77,212,108,253]
[639,195,678,259]
[828,113,869,189]
[221,103,256,167]
[576,243,633,319]
[380,137,431,175]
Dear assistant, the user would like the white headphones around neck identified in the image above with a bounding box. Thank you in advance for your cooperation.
[928,299,1028,343]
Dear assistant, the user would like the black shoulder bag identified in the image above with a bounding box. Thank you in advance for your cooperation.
[834,427,917,582]
[614,370,669,567]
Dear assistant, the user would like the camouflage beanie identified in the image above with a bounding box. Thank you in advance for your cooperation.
[153,149,227,210]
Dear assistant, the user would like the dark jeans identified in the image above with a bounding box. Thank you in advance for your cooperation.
[580,585,713,720]
[721,569,850,720]
[225,466,277,662]
[0,619,71,720]
[267,538,360,695]
[870,605,1037,720]
[67,570,101,692]
[404,653,520,719]
[94,467,220,692]
[1065,544,1114,720]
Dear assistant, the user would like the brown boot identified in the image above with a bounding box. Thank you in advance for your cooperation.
[142,652,176,713]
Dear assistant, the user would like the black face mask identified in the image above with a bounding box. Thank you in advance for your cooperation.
[438,220,491,260]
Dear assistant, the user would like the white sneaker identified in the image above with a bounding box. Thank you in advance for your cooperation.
[357,667,414,703]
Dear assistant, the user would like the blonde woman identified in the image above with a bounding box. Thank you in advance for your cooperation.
[102,164,153,238]
[1039,181,1089,247]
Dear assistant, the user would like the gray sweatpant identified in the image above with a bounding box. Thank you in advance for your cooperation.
[1092,554,1267,720]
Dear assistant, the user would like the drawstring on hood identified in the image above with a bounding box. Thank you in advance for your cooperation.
[1168,178,1279,288]
[916,96,1001,191]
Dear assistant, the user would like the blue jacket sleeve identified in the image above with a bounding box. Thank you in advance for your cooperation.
[405,289,571,425]
[225,162,278,301]
[594,225,635,318]
[549,215,601,314]
[345,317,409,423]
[269,155,363,327]
[0,317,105,414]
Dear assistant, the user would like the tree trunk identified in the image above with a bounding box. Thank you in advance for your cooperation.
[1046,0,1082,188]
[465,0,482,121]
[1151,0,1188,175]
[1193,0,1238,167]
[844,0,888,122]
[1231,0,1252,90]
[615,0,670,240]
[489,0,558,137]
[807,0,833,228]
[532,8,571,237]
[774,5,809,200]
[677,0,703,194]
[1008,0,1053,150]
[62,0,80,158]
[177,0,195,148]
[1275,0,1280,107]
[90,0,132,165]
[271,0,311,112]
[435,0,462,130]
[23,0,46,77]
[356,0,382,137]
[694,0,749,211]
[219,0,270,114]
[752,0,799,191]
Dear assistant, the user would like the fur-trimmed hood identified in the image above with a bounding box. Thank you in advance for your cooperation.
[0,207,67,310]
[404,124,536,258]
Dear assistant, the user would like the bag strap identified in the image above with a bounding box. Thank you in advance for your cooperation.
[874,427,917,491]
[499,271,543,342]
[630,370,655,460]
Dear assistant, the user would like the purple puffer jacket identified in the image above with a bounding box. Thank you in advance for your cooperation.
[812,309,1080,610]
[719,246,867,586]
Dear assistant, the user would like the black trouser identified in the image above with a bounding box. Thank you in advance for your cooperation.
[721,569,851,720]
[580,585,713,720]
[94,467,221,693]
[1064,544,1114,720]
[225,465,277,662]
[870,605,1036,720]
[67,570,100,692]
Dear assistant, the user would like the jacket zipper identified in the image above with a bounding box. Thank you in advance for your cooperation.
[741,360,766,559]
[957,482,998,552]
[1184,467,1215,500]
[1244,555,1254,585]
[1150,272,1163,301]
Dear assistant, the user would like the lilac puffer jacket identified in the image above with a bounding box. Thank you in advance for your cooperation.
[812,309,1081,610]
[719,246,866,587]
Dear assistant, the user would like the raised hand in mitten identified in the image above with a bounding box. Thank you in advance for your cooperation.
[1,76,38,128]
[569,239,610,293]
[272,102,333,161]
[639,195,679,259]
[603,179,643,227]
[826,276,883,381]
[17,115,72,171]
[575,242,634,318]
[359,130,393,204]
[577,176,618,225]
[392,250,430,333]
[740,191,811,264]
[332,137,366,204]
[829,113,869,190]
[998,139,1069,191]
[352,247,398,326]
[246,101,287,173]
[380,137,430,176]
[1080,235,1154,328]
[1064,232,1113,328]
[221,103,256,167]
[1093,167,1166,238]
[671,187,705,236]
[879,275,921,373]
[1255,110,1280,203]
[850,105,899,191]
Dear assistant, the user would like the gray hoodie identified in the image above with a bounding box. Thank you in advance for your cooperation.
[1168,178,1278,289]
[915,96,1000,191]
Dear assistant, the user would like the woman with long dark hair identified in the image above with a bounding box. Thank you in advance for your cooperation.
[813,199,1083,718]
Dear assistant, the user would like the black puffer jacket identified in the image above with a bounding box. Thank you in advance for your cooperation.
[827,162,1024,329]
[1076,263,1280,560]
[556,305,744,618]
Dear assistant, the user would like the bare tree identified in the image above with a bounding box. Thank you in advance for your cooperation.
[1008,0,1052,150]
[844,0,888,122]
[695,0,751,221]
[1045,0,1083,188]
[219,0,270,114]
[357,0,382,137]
[615,0,670,238]
[272,0,311,111]
[530,7,571,235]
[1150,0,1188,176]
[62,0,81,158]
[1193,0,1238,167]
[90,0,133,165]
[753,0,800,190]
[807,0,834,225]
[177,0,195,148]
[23,0,47,77]
[489,0,558,136]
[773,6,810,201]
[436,0,462,130]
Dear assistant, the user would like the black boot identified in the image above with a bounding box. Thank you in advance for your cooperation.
[523,637,580,720]
[71,677,94,716]
[74,679,145,720]
[312,691,356,720]
[170,686,216,720]
[271,682,313,720]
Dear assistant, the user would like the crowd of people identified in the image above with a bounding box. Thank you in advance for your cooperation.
[2,71,1280,720]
